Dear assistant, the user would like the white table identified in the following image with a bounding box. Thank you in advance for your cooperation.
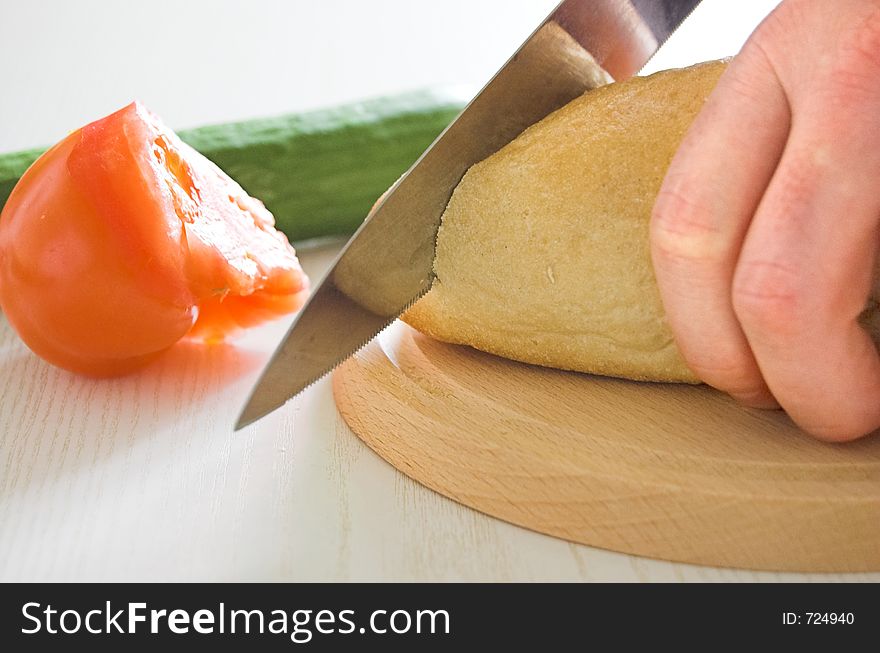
[6,0,867,582]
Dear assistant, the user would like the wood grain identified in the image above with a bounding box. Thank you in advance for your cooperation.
[334,323,880,572]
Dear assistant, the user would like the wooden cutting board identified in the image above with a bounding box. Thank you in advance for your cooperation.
[333,322,880,572]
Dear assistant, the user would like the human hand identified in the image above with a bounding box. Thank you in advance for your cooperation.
[650,0,880,441]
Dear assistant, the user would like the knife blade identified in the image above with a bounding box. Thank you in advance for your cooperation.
[235,0,704,430]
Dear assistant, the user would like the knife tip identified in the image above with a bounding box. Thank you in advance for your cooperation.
[233,397,266,432]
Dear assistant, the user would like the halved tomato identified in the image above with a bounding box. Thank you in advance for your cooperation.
[0,102,308,376]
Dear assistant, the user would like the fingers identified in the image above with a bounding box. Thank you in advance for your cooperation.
[731,93,880,441]
[651,47,789,407]
[652,0,880,440]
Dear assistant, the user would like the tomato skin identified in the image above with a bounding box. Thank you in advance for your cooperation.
[0,102,307,376]
[0,130,197,376]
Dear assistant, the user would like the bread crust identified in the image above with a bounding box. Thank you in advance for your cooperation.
[404,62,729,383]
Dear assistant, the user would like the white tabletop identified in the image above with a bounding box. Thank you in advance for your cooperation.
[5,0,864,583]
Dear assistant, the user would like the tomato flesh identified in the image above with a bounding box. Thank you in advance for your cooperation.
[0,102,308,375]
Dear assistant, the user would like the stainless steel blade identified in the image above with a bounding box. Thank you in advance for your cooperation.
[236,0,704,429]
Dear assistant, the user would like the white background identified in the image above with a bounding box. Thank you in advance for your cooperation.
[1,0,780,152]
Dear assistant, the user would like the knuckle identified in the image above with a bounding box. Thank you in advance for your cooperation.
[748,3,788,48]
[816,7,880,112]
[835,8,880,82]
[650,181,724,266]
[732,259,806,337]
[746,1,880,111]
[744,0,805,69]
[827,65,877,110]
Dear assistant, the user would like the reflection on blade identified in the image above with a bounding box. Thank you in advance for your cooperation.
[235,0,704,429]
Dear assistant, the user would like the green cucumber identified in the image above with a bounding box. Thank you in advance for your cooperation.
[0,89,465,242]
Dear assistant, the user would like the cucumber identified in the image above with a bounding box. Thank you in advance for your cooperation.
[0,89,465,242]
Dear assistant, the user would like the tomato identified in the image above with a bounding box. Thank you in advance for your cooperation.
[0,102,309,376]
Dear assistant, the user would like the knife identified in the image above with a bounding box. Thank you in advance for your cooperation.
[235,0,704,429]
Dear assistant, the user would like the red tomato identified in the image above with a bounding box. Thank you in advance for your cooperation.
[0,102,309,376]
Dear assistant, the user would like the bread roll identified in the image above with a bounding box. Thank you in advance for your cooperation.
[404,62,724,383]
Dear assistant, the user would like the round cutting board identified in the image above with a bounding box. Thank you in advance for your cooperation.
[333,322,880,572]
